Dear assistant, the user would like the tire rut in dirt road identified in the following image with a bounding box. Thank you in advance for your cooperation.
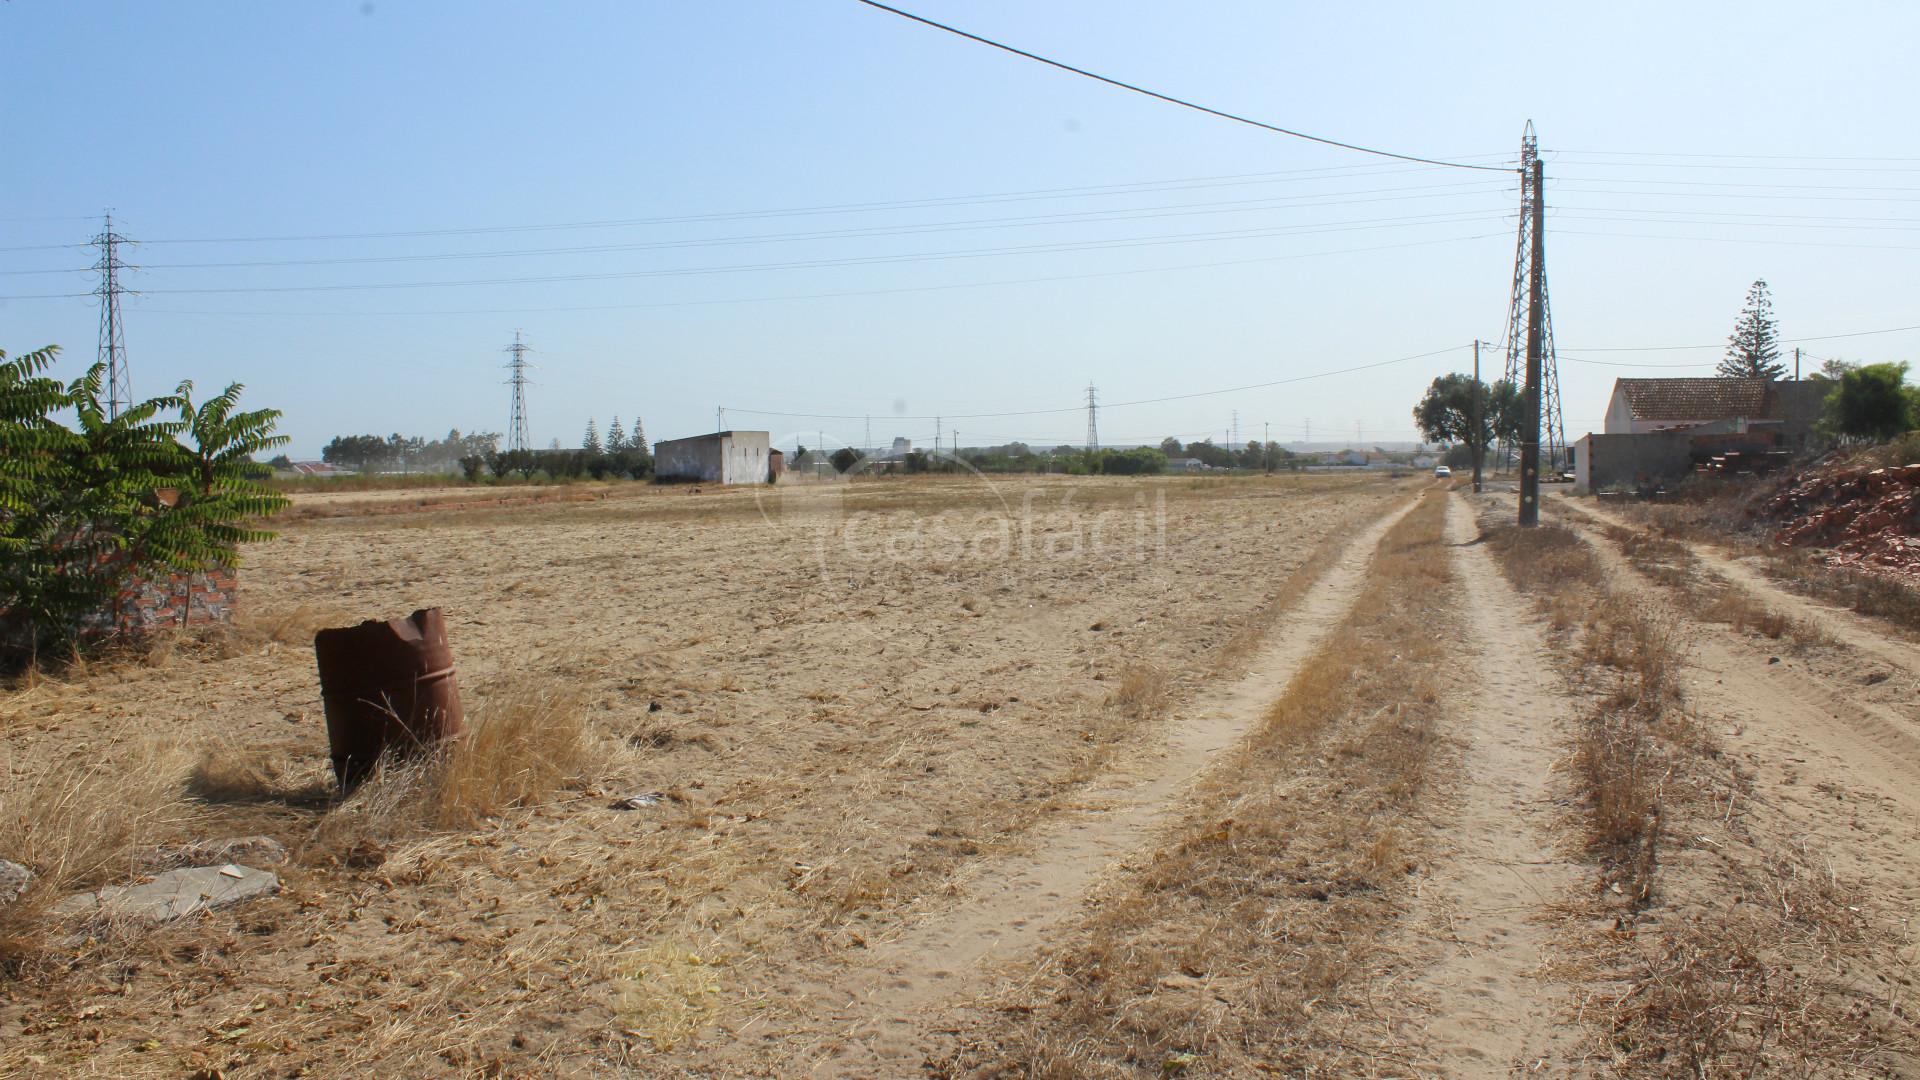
[1568,496,1919,675]
[1555,504,1920,811]
[1553,505,1920,966]
[776,494,1428,1077]
[1391,493,1585,1076]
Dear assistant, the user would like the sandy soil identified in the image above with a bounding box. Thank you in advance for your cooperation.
[1392,497,1586,1073]
[770,490,1424,1076]
[1553,499,1920,952]
[9,475,1918,1077]
[0,473,1412,1077]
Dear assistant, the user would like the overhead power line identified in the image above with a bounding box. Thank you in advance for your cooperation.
[1563,322,1920,353]
[0,160,1480,254]
[722,344,1470,422]
[851,0,1512,174]
[121,232,1507,317]
[0,214,1513,300]
[0,180,1510,278]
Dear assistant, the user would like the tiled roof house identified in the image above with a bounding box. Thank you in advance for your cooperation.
[1602,378,1825,436]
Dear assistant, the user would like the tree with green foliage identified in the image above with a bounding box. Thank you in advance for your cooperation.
[1159,436,1183,457]
[1185,439,1236,469]
[606,415,626,453]
[1718,279,1786,379]
[0,346,288,660]
[1823,362,1918,443]
[1813,357,1858,381]
[1095,447,1167,475]
[1411,374,1522,474]
[829,447,861,473]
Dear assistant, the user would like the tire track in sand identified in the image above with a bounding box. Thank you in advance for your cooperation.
[1389,493,1585,1076]
[1553,503,1920,953]
[782,493,1428,1076]
[1569,496,1919,677]
[1556,501,1920,811]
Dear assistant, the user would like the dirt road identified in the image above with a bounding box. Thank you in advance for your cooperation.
[1552,498,1920,991]
[1393,497,1586,1074]
[761,493,1428,1075]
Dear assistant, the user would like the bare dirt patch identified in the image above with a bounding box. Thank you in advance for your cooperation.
[0,473,1408,1077]
[934,486,1458,1078]
[1484,493,1920,1077]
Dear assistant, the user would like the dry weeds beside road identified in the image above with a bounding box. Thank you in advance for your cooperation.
[3,474,1918,1078]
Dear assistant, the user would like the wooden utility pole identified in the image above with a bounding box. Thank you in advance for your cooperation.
[1794,346,1802,381]
[1518,153,1545,527]
[1471,340,1484,493]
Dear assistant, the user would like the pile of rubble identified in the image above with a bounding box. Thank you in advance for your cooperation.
[1760,461,1920,574]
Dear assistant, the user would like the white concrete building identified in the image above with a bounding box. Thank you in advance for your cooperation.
[654,430,774,485]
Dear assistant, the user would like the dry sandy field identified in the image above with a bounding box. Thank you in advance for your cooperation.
[4,472,1920,1079]
[1,473,1405,1076]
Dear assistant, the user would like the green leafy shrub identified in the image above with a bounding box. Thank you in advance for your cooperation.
[0,346,289,662]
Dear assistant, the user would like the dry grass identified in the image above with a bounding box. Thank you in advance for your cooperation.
[1104,664,1171,720]
[942,490,1454,1077]
[0,742,193,968]
[0,474,1413,1075]
[1482,506,1914,1075]
[1589,514,1827,649]
[1762,550,1920,635]
[307,681,599,861]
[1611,496,1920,637]
[1488,522,1678,905]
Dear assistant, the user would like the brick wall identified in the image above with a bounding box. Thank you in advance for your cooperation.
[60,561,240,639]
[3,545,240,650]
[106,566,239,635]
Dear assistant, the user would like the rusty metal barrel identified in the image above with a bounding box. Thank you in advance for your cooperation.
[314,608,464,791]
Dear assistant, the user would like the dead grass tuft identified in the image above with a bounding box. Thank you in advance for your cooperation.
[309,682,600,862]
[0,742,193,967]
[1483,503,1914,1075]
[1105,664,1171,720]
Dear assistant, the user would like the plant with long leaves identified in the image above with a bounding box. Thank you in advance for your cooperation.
[1,346,289,661]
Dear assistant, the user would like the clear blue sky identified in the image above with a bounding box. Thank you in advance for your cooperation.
[5,1,1915,456]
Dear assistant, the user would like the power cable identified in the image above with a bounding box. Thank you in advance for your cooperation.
[1553,227,1920,253]
[121,232,1506,317]
[0,180,1511,277]
[0,160,1492,254]
[0,215,1513,300]
[851,0,1513,173]
[1556,150,1920,163]
[1563,323,1920,353]
[1552,210,1920,233]
[722,344,1470,421]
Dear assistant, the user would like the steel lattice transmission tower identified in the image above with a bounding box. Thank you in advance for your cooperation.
[1085,382,1099,453]
[92,214,135,417]
[504,331,534,453]
[1498,122,1566,489]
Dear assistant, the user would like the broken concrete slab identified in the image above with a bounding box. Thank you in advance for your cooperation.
[54,864,278,925]
[0,859,34,905]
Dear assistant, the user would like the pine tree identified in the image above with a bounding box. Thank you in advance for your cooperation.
[631,417,649,457]
[1718,279,1786,379]
[582,418,602,455]
[606,415,626,453]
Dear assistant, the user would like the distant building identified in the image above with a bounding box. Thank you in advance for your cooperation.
[1575,378,1829,491]
[891,437,912,456]
[282,461,354,478]
[1165,457,1206,473]
[1603,377,1826,439]
[654,430,774,485]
